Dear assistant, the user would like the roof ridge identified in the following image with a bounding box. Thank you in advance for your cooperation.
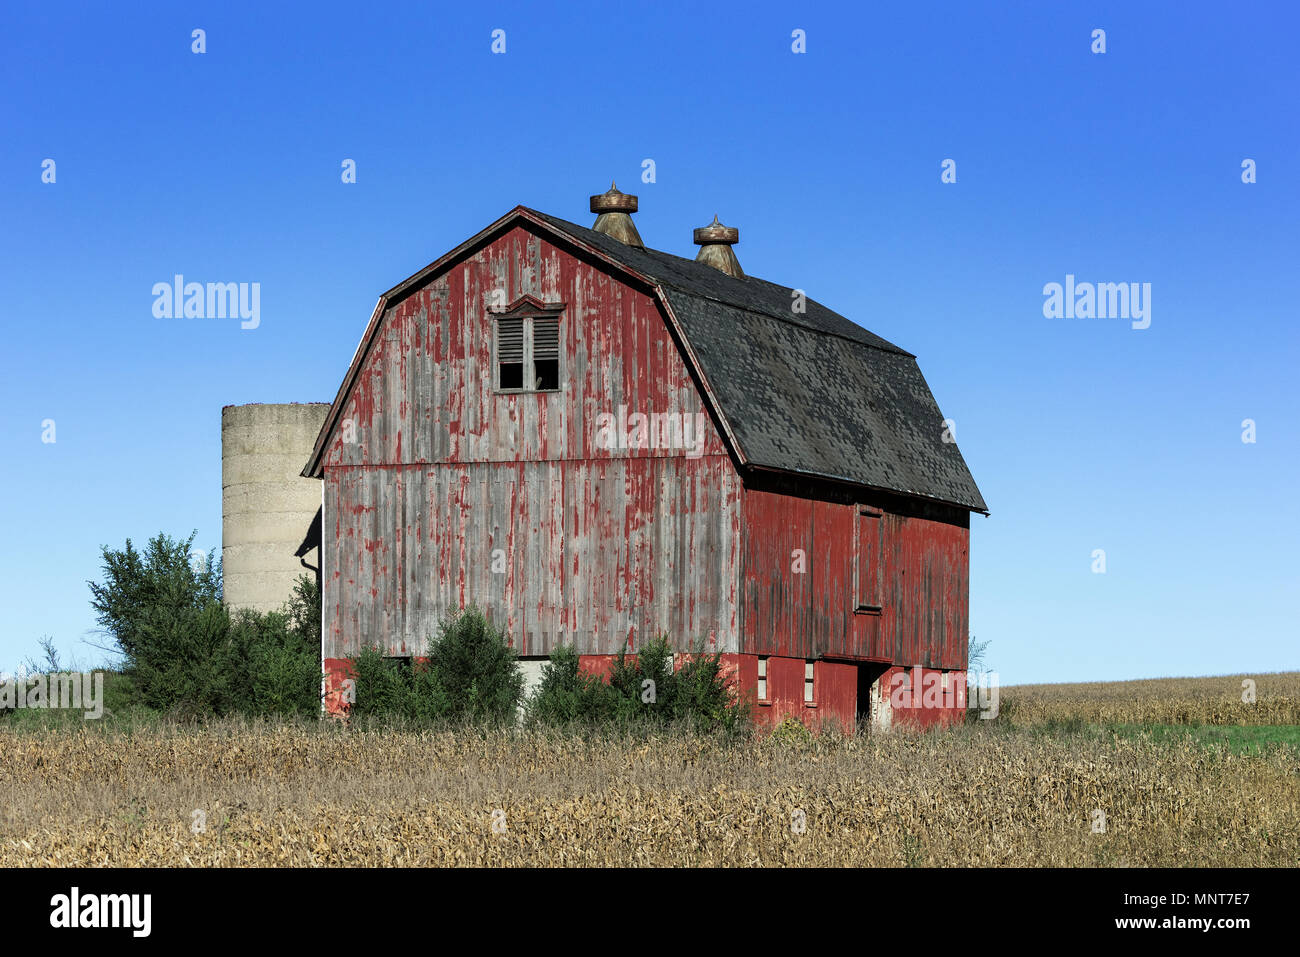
[530,209,913,358]
[656,276,915,358]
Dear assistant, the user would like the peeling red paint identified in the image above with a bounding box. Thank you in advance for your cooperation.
[321,227,737,662]
[741,483,970,670]
[317,224,974,729]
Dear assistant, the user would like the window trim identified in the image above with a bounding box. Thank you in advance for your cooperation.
[530,314,561,391]
[490,297,565,394]
[495,315,526,390]
[804,659,817,707]
[757,655,769,705]
[853,506,884,615]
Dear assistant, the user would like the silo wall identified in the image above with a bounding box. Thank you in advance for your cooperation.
[221,403,328,614]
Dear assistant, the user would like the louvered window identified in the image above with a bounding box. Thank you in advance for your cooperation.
[494,312,561,393]
[497,317,525,390]
[532,317,560,390]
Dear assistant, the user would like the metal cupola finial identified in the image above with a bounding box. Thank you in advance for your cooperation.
[692,214,743,277]
[589,181,644,248]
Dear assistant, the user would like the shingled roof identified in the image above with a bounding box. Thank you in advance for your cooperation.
[531,211,987,513]
[305,206,986,514]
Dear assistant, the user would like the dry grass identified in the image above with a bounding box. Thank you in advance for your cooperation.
[2,716,1296,867]
[1001,672,1300,727]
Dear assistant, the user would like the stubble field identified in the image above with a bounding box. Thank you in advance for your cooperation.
[2,672,1297,867]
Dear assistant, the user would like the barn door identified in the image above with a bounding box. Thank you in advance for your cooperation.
[855,661,890,727]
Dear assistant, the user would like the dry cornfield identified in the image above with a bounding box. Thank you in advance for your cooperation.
[2,710,1297,867]
[1000,672,1300,727]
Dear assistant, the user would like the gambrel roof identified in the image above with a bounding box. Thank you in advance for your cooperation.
[304,206,987,513]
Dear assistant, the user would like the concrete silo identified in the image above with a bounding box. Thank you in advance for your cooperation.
[221,403,329,614]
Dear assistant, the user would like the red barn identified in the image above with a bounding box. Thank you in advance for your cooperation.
[302,186,986,730]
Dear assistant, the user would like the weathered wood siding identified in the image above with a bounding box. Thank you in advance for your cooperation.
[739,482,970,669]
[321,225,740,659]
[319,226,729,469]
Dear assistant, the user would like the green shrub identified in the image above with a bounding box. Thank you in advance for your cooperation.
[283,574,322,661]
[101,670,140,717]
[228,608,320,719]
[130,598,232,718]
[405,662,452,721]
[85,530,227,717]
[344,609,523,725]
[674,646,749,733]
[769,714,814,746]
[530,635,749,734]
[346,647,407,720]
[121,590,321,720]
[88,531,221,667]
[218,574,320,718]
[526,645,616,726]
[85,532,321,721]
[608,635,673,721]
[422,607,524,724]
[344,647,452,723]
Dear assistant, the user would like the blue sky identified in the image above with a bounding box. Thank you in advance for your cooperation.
[2,1,1296,683]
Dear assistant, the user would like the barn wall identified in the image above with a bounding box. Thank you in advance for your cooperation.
[740,480,970,669]
[733,655,963,734]
[748,656,857,733]
[882,665,968,729]
[323,457,740,659]
[319,225,728,470]
[320,225,740,659]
